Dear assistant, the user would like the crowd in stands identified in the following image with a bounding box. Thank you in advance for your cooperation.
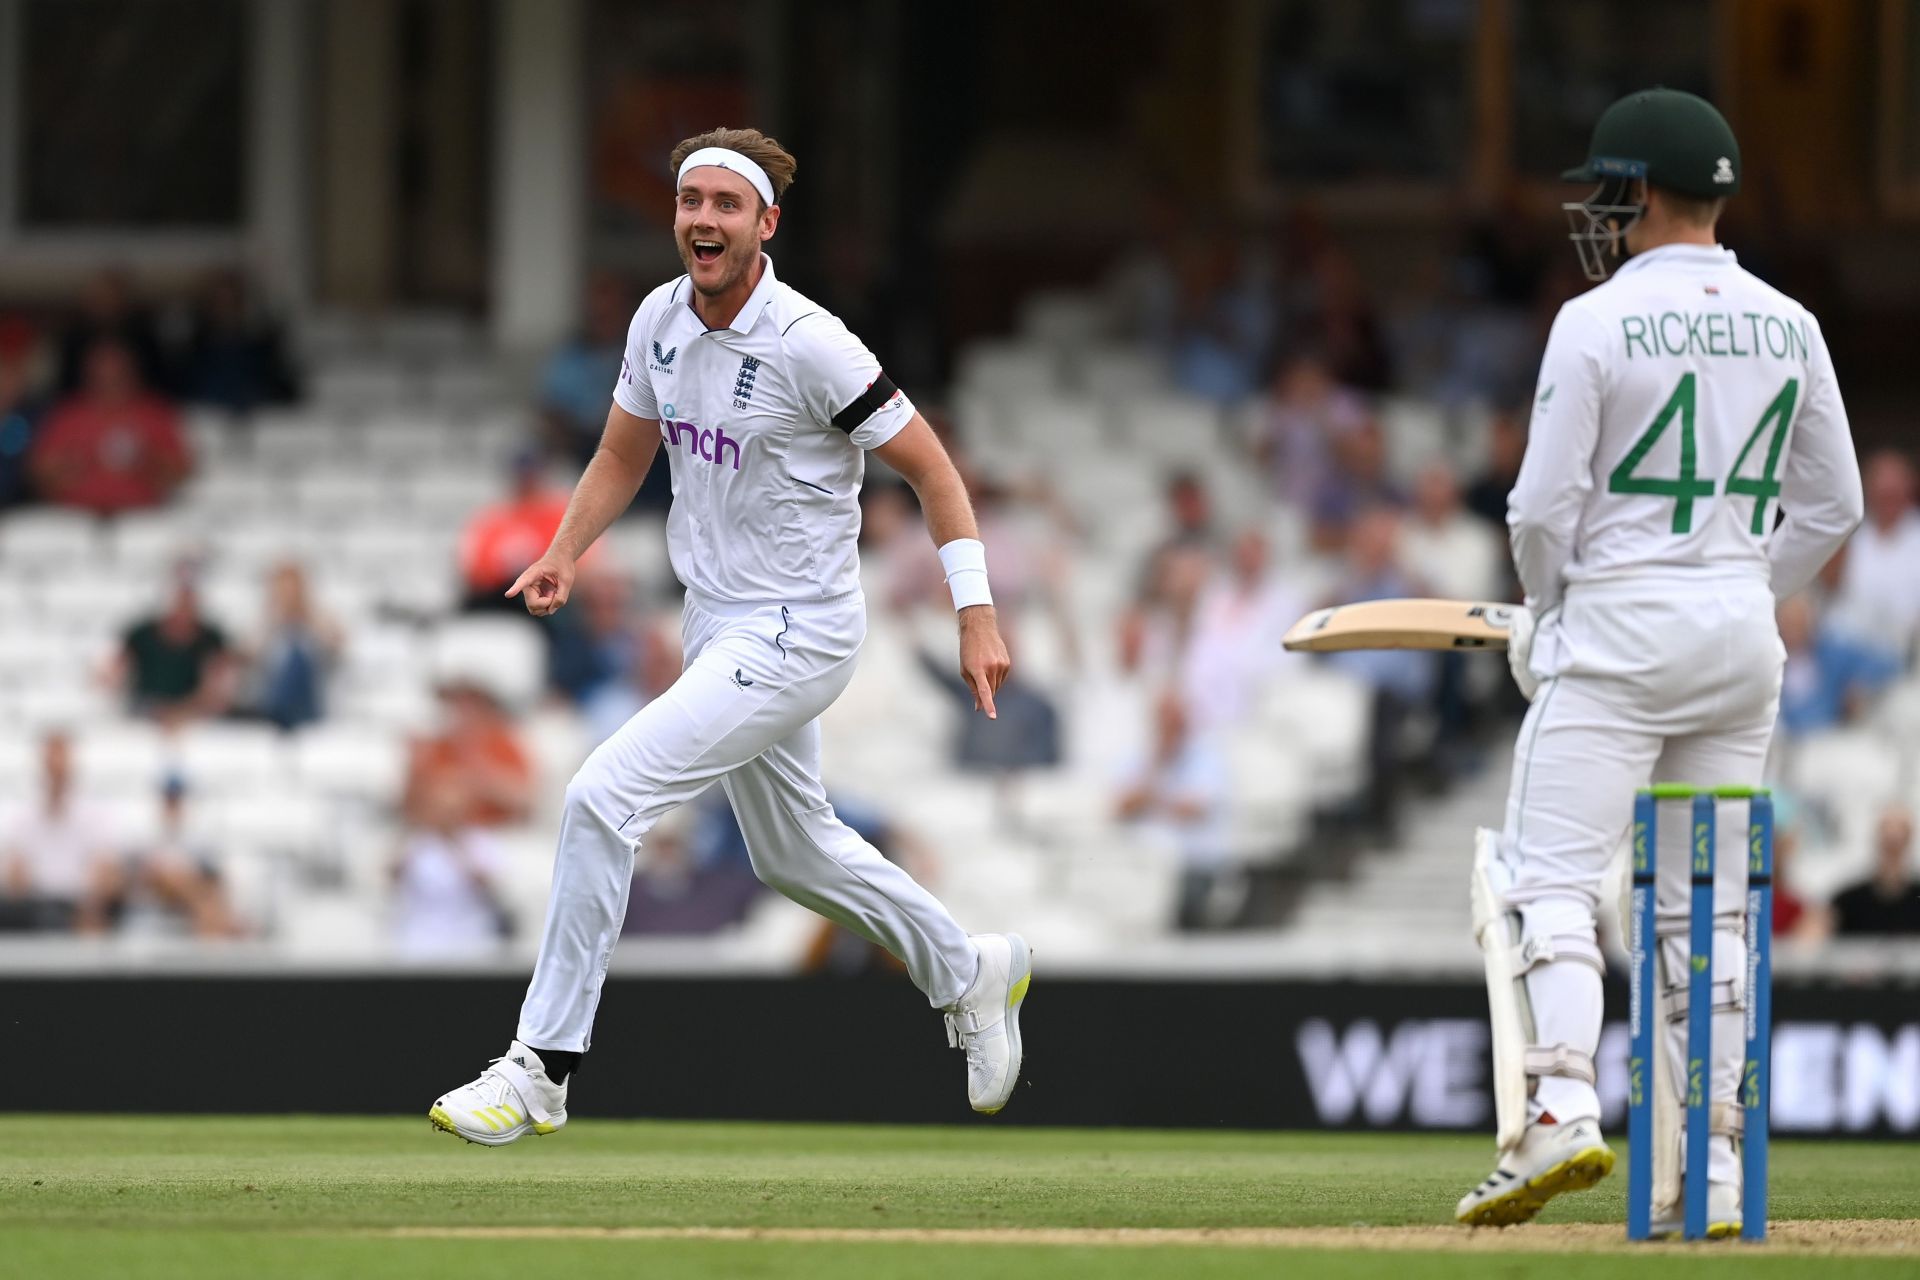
[2,239,1919,959]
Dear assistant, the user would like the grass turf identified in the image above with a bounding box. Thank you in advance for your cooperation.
[0,1117,1914,1278]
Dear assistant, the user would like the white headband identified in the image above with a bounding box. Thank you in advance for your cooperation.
[676,147,776,208]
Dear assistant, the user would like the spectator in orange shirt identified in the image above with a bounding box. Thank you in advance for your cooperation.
[404,679,534,829]
[31,338,190,514]
[458,449,573,611]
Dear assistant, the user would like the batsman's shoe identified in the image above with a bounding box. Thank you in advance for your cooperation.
[1650,1180,1743,1240]
[1456,1117,1615,1227]
[945,932,1031,1114]
[428,1040,568,1146]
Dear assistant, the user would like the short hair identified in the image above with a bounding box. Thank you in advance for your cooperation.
[1653,186,1725,229]
[669,128,798,206]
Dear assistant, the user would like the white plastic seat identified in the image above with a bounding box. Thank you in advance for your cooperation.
[310,363,413,414]
[955,341,1062,400]
[292,722,408,804]
[174,722,294,795]
[427,615,546,709]
[72,721,171,796]
[1254,668,1372,806]
[0,509,99,566]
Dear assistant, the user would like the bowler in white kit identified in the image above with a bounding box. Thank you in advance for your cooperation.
[429,128,1031,1145]
[1457,90,1862,1233]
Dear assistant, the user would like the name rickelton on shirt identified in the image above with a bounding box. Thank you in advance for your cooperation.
[612,254,913,605]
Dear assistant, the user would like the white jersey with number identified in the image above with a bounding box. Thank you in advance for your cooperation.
[1509,243,1862,613]
[612,254,914,605]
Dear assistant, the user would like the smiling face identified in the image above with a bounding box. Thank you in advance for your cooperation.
[675,167,778,299]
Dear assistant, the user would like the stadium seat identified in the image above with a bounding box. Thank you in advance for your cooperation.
[292,721,408,805]
[0,509,99,567]
[171,723,295,798]
[72,721,171,797]
[955,341,1061,399]
[427,615,547,709]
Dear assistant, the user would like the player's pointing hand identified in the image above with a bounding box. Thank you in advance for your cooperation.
[959,604,1011,719]
[506,553,576,617]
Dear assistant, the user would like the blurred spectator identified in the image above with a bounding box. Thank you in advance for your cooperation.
[1178,528,1307,733]
[1402,460,1501,603]
[404,679,534,829]
[172,268,298,413]
[548,568,644,705]
[391,773,512,956]
[238,561,342,731]
[55,268,167,394]
[31,338,191,514]
[862,482,944,613]
[458,449,573,611]
[1827,450,1920,663]
[0,731,117,933]
[624,802,761,935]
[116,776,240,939]
[1401,460,1505,771]
[1465,406,1527,530]
[1311,417,1404,549]
[1767,818,1829,948]
[1117,471,1217,675]
[1324,508,1436,839]
[1777,594,1902,735]
[1258,349,1369,510]
[582,618,681,746]
[1115,690,1234,931]
[1168,235,1273,404]
[0,333,47,510]
[538,271,631,465]
[112,571,236,724]
[1829,806,1920,936]
[917,629,1061,778]
[1293,247,1392,392]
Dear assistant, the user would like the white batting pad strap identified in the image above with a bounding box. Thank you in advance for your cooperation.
[1523,1043,1596,1084]
[489,1056,551,1125]
[1711,1101,1745,1138]
[1514,933,1604,977]
[1659,978,1742,1021]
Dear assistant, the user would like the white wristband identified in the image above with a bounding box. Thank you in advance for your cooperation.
[937,537,993,611]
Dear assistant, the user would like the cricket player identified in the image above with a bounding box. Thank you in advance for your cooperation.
[429,128,1031,1144]
[1456,90,1862,1233]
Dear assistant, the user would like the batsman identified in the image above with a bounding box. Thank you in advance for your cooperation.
[1455,89,1862,1234]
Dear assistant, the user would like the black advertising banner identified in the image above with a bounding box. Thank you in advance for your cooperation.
[2,975,1914,1137]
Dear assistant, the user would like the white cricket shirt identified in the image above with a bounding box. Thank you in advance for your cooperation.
[612,255,914,604]
[1510,244,1862,611]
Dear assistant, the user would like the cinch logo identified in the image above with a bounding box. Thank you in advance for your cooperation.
[659,404,741,471]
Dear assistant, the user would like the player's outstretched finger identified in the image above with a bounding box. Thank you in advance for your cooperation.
[970,666,999,720]
[504,567,537,600]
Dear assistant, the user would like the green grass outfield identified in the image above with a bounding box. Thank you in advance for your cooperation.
[1,1117,1915,1278]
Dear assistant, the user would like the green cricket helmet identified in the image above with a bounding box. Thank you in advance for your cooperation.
[1562,87,1741,280]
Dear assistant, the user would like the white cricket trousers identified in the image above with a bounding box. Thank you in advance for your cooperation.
[517,589,980,1052]
[1498,575,1782,1179]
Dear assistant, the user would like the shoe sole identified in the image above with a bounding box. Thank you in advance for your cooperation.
[1457,1145,1615,1228]
[427,1104,560,1147]
[976,933,1031,1116]
[1650,1219,1742,1240]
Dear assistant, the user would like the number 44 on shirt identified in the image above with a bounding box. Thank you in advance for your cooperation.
[1609,373,1799,535]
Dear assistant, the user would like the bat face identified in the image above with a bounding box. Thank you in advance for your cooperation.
[1283,598,1516,652]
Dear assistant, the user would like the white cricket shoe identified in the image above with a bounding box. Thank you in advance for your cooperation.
[945,933,1031,1114]
[428,1040,569,1146]
[1651,1179,1743,1239]
[1456,1117,1616,1227]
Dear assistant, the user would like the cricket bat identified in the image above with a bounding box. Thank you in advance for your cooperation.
[1282,598,1517,652]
